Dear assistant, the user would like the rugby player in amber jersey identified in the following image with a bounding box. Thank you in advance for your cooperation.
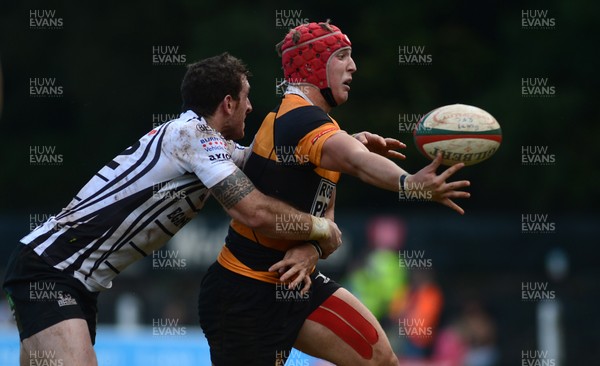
[198,22,471,365]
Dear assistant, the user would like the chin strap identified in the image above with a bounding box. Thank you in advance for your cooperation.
[320,88,338,108]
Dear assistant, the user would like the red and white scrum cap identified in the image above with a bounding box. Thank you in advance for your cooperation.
[278,21,351,106]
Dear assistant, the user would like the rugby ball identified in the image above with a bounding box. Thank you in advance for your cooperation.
[413,104,502,166]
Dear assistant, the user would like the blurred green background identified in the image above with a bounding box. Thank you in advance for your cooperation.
[1,0,598,365]
[1,0,598,213]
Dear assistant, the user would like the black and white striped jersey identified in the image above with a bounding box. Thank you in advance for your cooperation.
[20,110,249,292]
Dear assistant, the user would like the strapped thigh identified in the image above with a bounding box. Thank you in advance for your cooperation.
[307,295,379,359]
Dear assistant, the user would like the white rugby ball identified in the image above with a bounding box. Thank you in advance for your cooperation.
[413,104,502,166]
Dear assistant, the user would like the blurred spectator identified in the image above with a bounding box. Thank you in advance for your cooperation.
[343,216,410,354]
[345,217,408,317]
[396,268,444,359]
[432,301,498,366]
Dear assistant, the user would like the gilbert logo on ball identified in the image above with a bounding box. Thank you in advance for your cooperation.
[413,104,502,166]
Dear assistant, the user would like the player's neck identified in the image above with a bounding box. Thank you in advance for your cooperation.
[307,89,332,113]
[203,115,223,134]
[290,85,332,114]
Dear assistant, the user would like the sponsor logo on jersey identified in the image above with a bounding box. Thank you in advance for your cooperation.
[315,271,330,284]
[310,127,337,144]
[310,179,335,217]
[203,145,227,152]
[167,207,191,229]
[208,153,231,162]
[201,137,227,152]
[196,123,211,132]
[57,293,78,307]
[200,136,224,144]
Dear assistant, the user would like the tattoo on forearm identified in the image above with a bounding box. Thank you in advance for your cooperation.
[211,169,255,209]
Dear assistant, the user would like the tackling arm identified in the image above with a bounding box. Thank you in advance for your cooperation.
[210,168,341,250]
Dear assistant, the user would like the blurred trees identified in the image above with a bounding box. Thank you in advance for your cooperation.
[1,0,597,214]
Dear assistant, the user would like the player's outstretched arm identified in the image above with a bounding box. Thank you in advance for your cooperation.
[320,132,471,214]
[210,168,342,252]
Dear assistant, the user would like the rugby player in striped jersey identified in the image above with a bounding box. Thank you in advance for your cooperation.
[3,53,345,366]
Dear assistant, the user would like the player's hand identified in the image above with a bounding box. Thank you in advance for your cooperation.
[405,153,471,214]
[269,243,319,294]
[352,131,406,160]
[319,218,342,259]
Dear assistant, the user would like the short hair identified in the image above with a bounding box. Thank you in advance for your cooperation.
[180,52,251,117]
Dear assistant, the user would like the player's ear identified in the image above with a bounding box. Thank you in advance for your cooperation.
[222,95,234,116]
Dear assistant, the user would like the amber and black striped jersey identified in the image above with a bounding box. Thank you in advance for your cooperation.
[218,93,342,283]
[20,111,250,292]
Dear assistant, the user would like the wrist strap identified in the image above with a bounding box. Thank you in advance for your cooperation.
[308,240,323,258]
[309,216,330,241]
[399,174,408,193]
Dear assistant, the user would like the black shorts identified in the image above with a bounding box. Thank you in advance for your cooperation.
[198,261,341,365]
[2,244,99,343]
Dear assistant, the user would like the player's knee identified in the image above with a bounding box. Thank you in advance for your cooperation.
[369,346,398,366]
[83,349,98,366]
[374,354,398,366]
[383,352,399,366]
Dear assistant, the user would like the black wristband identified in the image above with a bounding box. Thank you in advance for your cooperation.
[308,240,323,258]
[400,174,408,193]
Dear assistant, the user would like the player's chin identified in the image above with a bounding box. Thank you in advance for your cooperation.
[234,129,245,140]
[333,91,349,105]
[227,124,245,140]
